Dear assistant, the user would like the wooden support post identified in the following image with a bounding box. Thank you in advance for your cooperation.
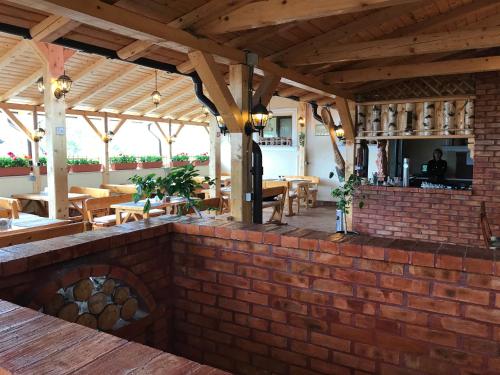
[102,113,110,185]
[298,102,307,176]
[229,64,252,223]
[209,116,221,198]
[32,108,41,193]
[36,43,69,219]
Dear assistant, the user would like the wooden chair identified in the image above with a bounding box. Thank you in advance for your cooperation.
[199,197,223,215]
[480,201,500,249]
[100,184,138,195]
[83,195,163,229]
[262,186,286,224]
[284,175,320,207]
[0,198,21,219]
[69,186,111,221]
[0,222,86,248]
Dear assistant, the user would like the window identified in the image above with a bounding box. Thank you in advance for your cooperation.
[260,115,293,146]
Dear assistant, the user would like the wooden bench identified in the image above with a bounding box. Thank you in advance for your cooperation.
[100,184,137,195]
[0,222,86,248]
[262,186,287,224]
[0,198,21,219]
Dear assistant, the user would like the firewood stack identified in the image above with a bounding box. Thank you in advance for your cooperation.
[42,276,144,331]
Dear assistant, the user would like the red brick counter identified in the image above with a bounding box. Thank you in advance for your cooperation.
[354,185,481,246]
[0,217,499,374]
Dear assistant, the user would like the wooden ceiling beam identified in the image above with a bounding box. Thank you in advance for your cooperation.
[117,39,156,61]
[118,76,186,113]
[326,55,500,83]
[0,40,28,71]
[1,107,34,141]
[188,50,242,133]
[68,64,137,107]
[71,56,108,81]
[159,98,199,119]
[287,25,500,65]
[30,15,80,42]
[336,98,355,142]
[97,72,154,110]
[0,67,42,102]
[252,73,280,107]
[0,102,208,126]
[198,0,417,34]
[14,0,344,98]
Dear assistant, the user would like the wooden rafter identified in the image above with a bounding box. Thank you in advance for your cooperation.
[336,98,355,141]
[117,40,156,61]
[14,0,344,98]
[0,68,42,102]
[111,118,127,134]
[252,73,280,107]
[119,76,186,113]
[199,0,416,34]
[0,102,208,127]
[189,51,242,133]
[68,64,137,107]
[159,98,199,119]
[82,114,103,139]
[288,25,500,65]
[326,55,500,83]
[97,72,154,110]
[30,15,80,42]
[71,56,107,82]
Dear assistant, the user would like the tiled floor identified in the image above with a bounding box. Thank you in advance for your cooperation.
[262,204,338,232]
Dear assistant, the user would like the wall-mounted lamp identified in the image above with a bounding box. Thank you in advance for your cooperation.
[298,116,305,128]
[216,115,228,135]
[335,127,345,142]
[54,73,72,99]
[102,130,114,143]
[33,128,45,142]
[245,100,269,136]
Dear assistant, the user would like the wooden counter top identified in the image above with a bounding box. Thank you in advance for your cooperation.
[0,299,228,374]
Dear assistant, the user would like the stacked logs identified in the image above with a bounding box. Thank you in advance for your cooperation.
[43,277,140,331]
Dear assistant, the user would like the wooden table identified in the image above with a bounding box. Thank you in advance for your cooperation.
[12,192,90,217]
[0,299,227,374]
[0,214,71,237]
[111,197,190,224]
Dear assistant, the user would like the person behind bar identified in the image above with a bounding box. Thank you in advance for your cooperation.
[428,148,447,183]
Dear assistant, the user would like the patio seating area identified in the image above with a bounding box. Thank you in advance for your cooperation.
[0,1,500,375]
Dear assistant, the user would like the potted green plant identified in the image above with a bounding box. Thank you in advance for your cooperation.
[170,153,190,167]
[330,174,364,235]
[193,153,209,166]
[130,164,213,215]
[138,155,163,169]
[0,152,31,177]
[110,155,137,170]
[67,158,102,173]
[39,156,47,175]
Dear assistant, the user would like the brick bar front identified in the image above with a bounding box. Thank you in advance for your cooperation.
[0,217,499,374]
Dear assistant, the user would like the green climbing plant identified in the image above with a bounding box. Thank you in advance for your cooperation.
[330,174,364,234]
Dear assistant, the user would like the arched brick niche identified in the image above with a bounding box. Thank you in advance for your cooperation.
[30,265,157,334]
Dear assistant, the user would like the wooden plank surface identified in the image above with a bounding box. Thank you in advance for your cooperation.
[0,300,229,374]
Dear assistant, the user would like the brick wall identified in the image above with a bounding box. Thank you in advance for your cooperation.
[353,74,500,246]
[0,222,172,352]
[171,221,500,375]
[1,218,500,374]
[353,186,481,246]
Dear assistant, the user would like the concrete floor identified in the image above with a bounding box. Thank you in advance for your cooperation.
[262,204,338,232]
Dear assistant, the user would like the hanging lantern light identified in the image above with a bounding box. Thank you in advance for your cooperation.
[250,100,269,135]
[54,72,72,99]
[33,128,45,142]
[166,135,176,144]
[36,77,45,93]
[335,127,345,142]
[102,130,114,143]
[151,70,161,107]
[298,116,305,128]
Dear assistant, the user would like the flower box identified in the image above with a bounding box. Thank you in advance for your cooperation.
[0,167,31,177]
[69,164,102,173]
[138,161,163,169]
[110,162,138,170]
[193,160,209,166]
[39,166,47,175]
[170,161,190,167]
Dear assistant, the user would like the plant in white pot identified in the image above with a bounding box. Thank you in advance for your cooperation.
[330,173,364,235]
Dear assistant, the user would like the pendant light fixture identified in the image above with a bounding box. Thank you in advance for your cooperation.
[54,71,72,99]
[151,70,161,107]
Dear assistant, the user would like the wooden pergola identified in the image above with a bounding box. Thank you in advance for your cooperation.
[0,0,498,222]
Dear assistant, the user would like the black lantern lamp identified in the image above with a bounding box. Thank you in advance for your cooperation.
[54,72,72,99]
[216,115,228,135]
[33,128,45,142]
[245,99,269,136]
[151,70,161,106]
